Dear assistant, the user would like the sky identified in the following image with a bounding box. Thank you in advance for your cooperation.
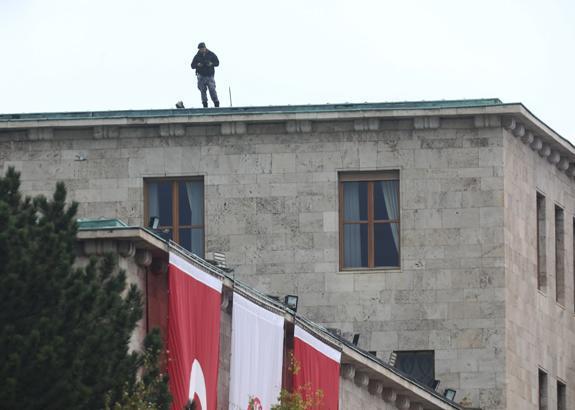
[1,0,574,141]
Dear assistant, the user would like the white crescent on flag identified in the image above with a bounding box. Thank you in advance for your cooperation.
[189,359,207,409]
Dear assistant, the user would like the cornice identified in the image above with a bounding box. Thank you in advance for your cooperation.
[2,102,573,180]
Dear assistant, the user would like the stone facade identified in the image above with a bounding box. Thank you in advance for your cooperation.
[1,100,574,409]
[503,124,575,409]
[73,228,458,410]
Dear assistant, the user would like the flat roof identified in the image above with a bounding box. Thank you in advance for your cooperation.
[0,98,502,122]
[1,97,572,166]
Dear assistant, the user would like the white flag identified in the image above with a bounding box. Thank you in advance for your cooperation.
[229,293,284,410]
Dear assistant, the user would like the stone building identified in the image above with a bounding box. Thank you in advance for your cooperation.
[1,98,574,409]
[75,220,461,410]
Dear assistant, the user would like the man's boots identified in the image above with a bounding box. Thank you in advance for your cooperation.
[202,101,208,108]
[214,101,220,108]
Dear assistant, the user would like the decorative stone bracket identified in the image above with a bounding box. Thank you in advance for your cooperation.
[414,116,440,129]
[504,116,575,178]
[341,364,356,380]
[354,118,380,131]
[83,239,120,256]
[94,126,120,139]
[368,379,383,395]
[27,128,54,140]
[286,120,312,133]
[135,249,152,267]
[341,364,430,409]
[221,122,247,135]
[159,124,185,137]
[354,372,369,388]
[474,115,501,128]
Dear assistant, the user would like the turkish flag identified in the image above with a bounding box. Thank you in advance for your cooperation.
[293,325,341,410]
[167,252,222,410]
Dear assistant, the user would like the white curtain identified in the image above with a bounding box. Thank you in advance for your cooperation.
[380,180,399,251]
[344,182,362,267]
[148,182,159,220]
[185,182,204,256]
[185,181,203,225]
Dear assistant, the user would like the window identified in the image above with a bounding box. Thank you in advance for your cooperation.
[537,193,547,291]
[145,178,204,257]
[557,380,566,410]
[539,369,548,410]
[394,350,435,387]
[555,205,565,305]
[339,172,400,270]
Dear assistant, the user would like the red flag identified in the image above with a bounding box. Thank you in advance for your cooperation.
[293,325,341,410]
[167,252,222,410]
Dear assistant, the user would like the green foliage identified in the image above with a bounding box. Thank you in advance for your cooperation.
[0,167,170,409]
[270,385,323,410]
[248,353,323,410]
[105,330,171,410]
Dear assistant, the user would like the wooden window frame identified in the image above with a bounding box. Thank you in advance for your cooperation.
[143,176,205,256]
[338,171,400,271]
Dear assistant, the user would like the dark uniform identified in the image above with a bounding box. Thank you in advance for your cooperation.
[191,42,220,108]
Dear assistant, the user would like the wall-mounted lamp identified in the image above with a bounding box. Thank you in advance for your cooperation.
[149,216,160,229]
[443,388,456,401]
[284,295,298,312]
[388,351,397,367]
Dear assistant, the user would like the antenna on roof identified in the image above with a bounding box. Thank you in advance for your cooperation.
[229,86,233,107]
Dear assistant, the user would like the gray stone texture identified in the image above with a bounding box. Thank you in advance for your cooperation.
[2,110,574,409]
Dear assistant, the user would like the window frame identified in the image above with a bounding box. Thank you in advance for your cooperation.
[554,204,565,306]
[538,368,548,410]
[557,380,566,410]
[536,191,547,292]
[393,350,435,387]
[338,171,400,271]
[143,176,205,256]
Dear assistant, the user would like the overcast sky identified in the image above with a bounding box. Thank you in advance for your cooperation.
[1,0,574,141]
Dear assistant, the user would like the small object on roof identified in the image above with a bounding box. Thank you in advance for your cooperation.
[175,101,185,109]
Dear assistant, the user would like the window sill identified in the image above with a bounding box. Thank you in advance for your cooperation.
[338,267,401,274]
[537,289,546,297]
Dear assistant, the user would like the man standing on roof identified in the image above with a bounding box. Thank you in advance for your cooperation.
[191,42,220,108]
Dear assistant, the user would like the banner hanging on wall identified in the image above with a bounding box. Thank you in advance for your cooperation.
[229,293,285,409]
[293,324,341,410]
[167,252,222,410]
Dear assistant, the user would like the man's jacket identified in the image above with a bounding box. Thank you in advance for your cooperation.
[191,50,219,76]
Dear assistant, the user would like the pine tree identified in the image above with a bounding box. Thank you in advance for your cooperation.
[0,167,170,409]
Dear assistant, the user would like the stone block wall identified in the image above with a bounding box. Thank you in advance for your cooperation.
[503,129,575,409]
[0,115,508,408]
